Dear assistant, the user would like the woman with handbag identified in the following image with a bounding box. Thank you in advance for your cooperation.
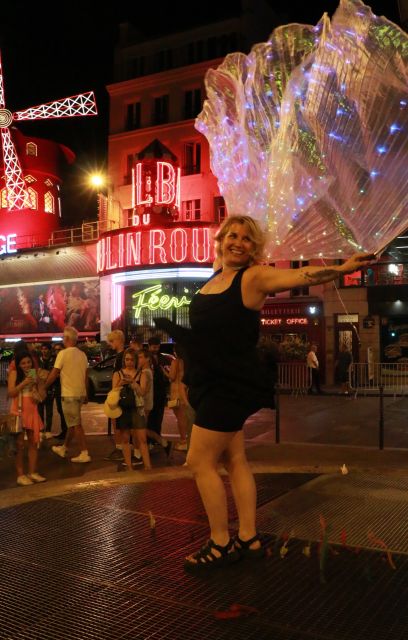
[133,349,171,461]
[7,351,46,486]
[164,348,188,451]
[112,348,157,471]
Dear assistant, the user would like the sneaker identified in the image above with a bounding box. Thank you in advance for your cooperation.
[132,460,144,467]
[52,445,67,458]
[105,448,124,462]
[71,451,91,463]
[174,441,188,451]
[27,473,47,483]
[43,431,54,440]
[17,475,34,486]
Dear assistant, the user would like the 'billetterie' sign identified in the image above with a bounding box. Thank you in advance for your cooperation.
[97,226,215,274]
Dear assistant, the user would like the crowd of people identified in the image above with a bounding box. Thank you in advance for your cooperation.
[3,327,193,485]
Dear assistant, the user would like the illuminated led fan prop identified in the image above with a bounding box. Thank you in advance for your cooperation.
[0,51,97,210]
[196,0,408,259]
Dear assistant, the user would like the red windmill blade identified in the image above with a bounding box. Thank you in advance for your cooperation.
[0,50,97,211]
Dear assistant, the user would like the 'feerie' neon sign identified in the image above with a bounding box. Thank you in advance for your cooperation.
[132,284,191,318]
[97,226,215,274]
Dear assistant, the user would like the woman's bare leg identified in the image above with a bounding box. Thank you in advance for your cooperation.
[173,406,187,441]
[186,425,235,555]
[133,429,151,470]
[27,430,38,475]
[223,431,260,548]
[15,432,25,477]
[121,429,132,469]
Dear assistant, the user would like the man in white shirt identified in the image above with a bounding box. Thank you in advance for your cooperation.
[46,326,91,462]
[306,343,322,394]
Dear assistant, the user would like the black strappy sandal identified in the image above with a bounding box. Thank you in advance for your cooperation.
[233,534,265,560]
[184,538,240,573]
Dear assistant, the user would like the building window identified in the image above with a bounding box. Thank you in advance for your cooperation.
[290,260,309,296]
[126,102,141,130]
[153,49,173,73]
[182,199,201,221]
[214,196,227,223]
[125,154,136,185]
[26,142,37,156]
[129,56,145,78]
[25,175,36,184]
[24,187,37,210]
[182,142,201,175]
[44,191,54,214]
[184,89,201,120]
[153,94,169,125]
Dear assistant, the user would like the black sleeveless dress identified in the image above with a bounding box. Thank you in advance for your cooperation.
[156,267,270,432]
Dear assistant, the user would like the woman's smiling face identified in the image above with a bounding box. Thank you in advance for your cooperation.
[221,223,254,268]
[20,356,33,374]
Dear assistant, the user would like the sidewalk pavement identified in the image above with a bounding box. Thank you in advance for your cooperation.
[1,385,408,505]
[2,388,408,640]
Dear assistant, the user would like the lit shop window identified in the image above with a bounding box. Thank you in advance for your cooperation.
[24,187,37,210]
[26,142,38,156]
[182,199,201,221]
[44,191,55,214]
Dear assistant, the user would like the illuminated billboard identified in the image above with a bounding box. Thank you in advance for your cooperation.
[0,279,100,335]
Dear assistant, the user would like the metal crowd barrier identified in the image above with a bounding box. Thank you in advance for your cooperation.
[0,361,9,384]
[349,362,408,396]
[278,363,312,396]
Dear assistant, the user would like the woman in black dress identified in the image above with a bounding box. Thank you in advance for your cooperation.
[158,215,374,572]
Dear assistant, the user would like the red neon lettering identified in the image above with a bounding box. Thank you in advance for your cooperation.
[176,167,181,209]
[170,228,187,262]
[156,162,176,205]
[149,229,167,264]
[118,233,124,268]
[286,318,308,325]
[192,227,211,262]
[97,238,105,272]
[126,232,141,266]
[106,236,117,270]
[135,163,153,206]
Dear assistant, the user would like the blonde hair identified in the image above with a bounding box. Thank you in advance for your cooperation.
[215,215,266,264]
[63,326,78,344]
[107,329,125,345]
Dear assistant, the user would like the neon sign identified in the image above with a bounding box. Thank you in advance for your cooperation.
[133,161,181,211]
[0,233,17,255]
[261,317,309,326]
[132,284,191,319]
[97,226,215,274]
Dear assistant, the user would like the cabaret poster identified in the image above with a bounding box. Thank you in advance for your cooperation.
[0,280,100,334]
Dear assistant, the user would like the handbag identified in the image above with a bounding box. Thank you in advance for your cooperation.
[31,382,47,404]
[3,392,24,434]
[167,398,180,408]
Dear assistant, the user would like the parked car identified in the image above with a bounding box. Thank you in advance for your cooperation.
[87,352,175,400]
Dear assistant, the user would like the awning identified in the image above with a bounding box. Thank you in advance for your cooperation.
[0,244,98,287]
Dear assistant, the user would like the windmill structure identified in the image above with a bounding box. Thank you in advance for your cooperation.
[0,51,97,212]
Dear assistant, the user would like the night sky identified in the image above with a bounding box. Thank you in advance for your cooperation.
[0,0,402,224]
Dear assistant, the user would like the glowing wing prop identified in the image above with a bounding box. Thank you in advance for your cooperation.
[196,0,408,259]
